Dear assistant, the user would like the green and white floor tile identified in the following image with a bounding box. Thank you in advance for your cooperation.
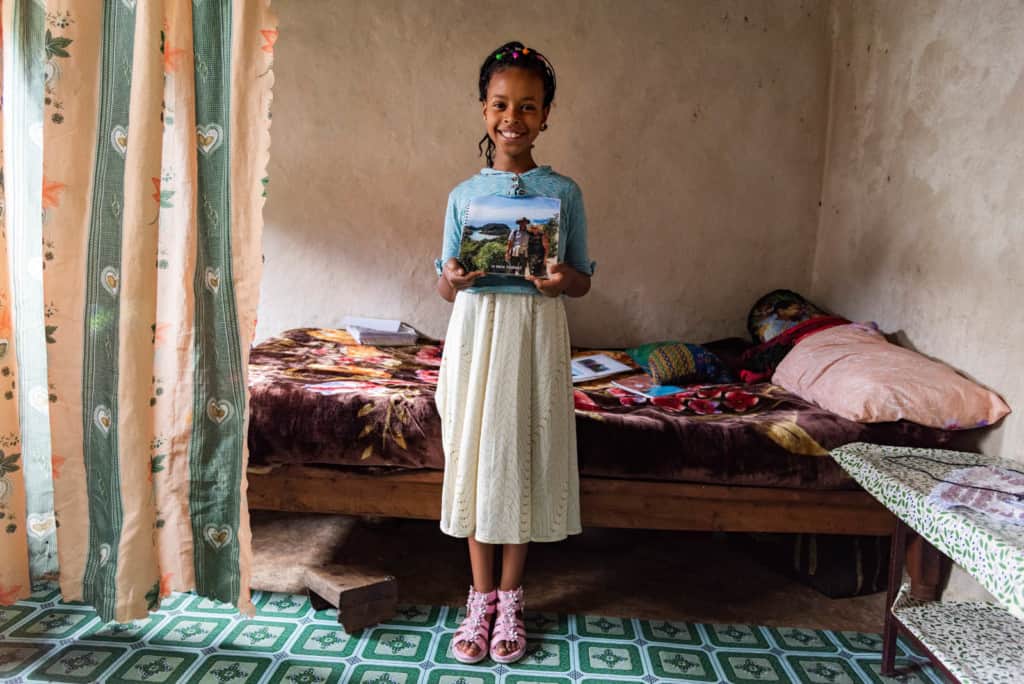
[0,583,948,683]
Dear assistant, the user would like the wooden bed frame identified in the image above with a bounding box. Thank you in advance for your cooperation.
[248,465,947,598]
[247,466,896,535]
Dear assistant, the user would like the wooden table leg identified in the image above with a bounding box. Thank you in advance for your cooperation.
[906,533,947,602]
[882,520,907,676]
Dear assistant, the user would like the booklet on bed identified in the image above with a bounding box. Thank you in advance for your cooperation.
[340,315,418,345]
[346,323,418,346]
[612,374,686,398]
[571,354,633,384]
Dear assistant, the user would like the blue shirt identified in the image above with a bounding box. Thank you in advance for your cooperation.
[435,166,596,295]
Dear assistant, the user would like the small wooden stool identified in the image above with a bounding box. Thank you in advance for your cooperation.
[303,565,398,633]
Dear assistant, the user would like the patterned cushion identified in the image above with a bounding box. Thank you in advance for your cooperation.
[647,343,735,386]
[747,289,831,344]
[624,341,675,370]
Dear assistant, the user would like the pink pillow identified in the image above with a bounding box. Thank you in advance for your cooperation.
[772,324,1010,429]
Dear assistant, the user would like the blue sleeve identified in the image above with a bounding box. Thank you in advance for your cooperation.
[563,182,596,275]
[435,191,462,276]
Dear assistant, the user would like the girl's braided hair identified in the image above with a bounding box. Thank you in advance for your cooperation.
[477,41,557,167]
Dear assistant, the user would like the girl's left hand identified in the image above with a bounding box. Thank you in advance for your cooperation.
[526,263,571,297]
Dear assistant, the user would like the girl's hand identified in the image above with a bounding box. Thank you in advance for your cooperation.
[444,258,484,291]
[526,263,573,297]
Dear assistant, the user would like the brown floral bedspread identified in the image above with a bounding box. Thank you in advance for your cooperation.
[247,328,955,489]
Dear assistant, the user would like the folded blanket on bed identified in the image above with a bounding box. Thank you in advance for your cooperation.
[738,315,850,383]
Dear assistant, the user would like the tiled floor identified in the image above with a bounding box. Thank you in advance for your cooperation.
[0,583,946,683]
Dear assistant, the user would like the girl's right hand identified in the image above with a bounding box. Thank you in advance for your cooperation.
[444,258,485,291]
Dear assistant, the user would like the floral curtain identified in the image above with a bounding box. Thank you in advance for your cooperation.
[0,0,32,605]
[0,0,276,622]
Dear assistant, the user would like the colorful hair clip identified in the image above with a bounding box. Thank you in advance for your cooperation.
[496,47,533,62]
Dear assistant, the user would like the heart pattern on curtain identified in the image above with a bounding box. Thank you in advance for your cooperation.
[0,0,277,623]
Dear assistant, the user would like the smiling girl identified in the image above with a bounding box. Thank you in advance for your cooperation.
[433,41,595,664]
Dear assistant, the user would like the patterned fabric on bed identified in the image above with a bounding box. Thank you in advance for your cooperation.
[248,329,955,489]
[248,328,444,470]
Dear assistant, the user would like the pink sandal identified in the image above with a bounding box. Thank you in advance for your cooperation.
[491,586,527,664]
[452,586,497,664]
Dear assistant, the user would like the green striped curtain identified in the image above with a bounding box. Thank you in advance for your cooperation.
[0,0,276,622]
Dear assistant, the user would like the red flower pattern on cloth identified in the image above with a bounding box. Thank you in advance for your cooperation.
[572,380,775,417]
[607,387,647,407]
[574,390,600,411]
[51,453,66,480]
[159,572,174,599]
[651,394,685,411]
[0,585,23,604]
[687,398,721,415]
[415,346,442,367]
[416,369,439,384]
[724,390,759,412]
[42,178,66,209]
[260,29,278,54]
[162,40,185,73]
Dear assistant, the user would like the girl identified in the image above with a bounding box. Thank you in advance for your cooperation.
[434,41,595,664]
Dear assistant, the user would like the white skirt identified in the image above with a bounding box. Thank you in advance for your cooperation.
[436,292,581,544]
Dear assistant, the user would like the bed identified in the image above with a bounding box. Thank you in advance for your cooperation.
[245,328,956,540]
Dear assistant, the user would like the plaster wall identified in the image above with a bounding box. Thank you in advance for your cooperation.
[257,0,832,346]
[812,0,1024,460]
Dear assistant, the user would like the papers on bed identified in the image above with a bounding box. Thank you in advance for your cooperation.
[927,466,1024,525]
[341,316,402,333]
[342,315,418,346]
[612,374,686,398]
[571,353,634,384]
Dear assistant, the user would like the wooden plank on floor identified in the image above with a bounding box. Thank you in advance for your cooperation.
[304,565,398,632]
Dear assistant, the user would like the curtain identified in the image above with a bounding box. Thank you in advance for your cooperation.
[0,0,32,604]
[0,0,276,622]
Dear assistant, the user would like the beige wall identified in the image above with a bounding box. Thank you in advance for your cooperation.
[258,0,832,346]
[260,0,1023,606]
[812,0,1024,459]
